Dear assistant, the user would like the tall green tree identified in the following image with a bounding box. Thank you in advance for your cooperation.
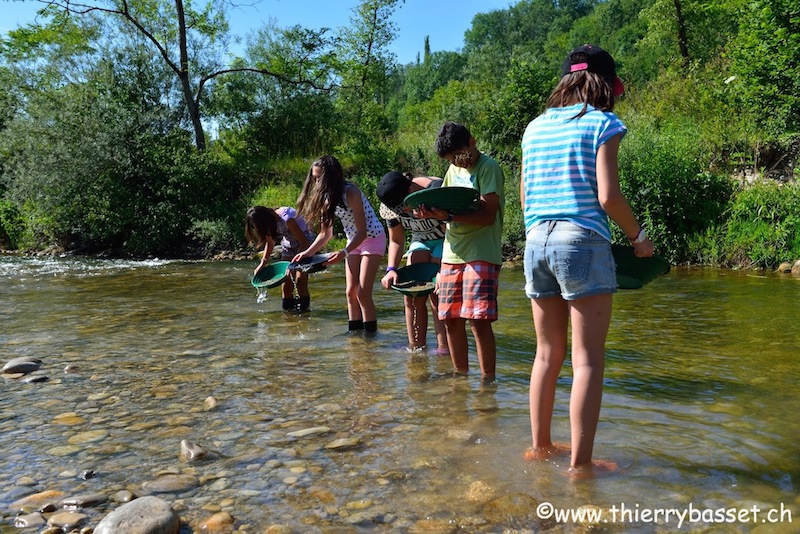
[728,0,800,135]
[334,0,401,173]
[18,0,337,150]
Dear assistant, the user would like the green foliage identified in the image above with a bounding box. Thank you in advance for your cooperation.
[719,181,800,268]
[0,197,23,249]
[728,0,800,135]
[400,51,467,104]
[482,59,554,157]
[2,0,799,269]
[250,182,303,210]
[617,126,735,262]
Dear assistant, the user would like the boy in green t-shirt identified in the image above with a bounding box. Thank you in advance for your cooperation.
[417,122,504,379]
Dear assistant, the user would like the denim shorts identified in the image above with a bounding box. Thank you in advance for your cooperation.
[407,238,444,260]
[524,221,617,300]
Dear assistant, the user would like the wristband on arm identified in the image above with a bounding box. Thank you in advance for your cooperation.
[628,227,646,244]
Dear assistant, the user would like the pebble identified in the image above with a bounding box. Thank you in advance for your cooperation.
[141,473,200,494]
[204,396,219,410]
[46,445,81,456]
[94,495,180,534]
[2,357,42,374]
[22,373,49,383]
[47,510,88,529]
[9,490,67,511]
[14,512,46,528]
[67,430,109,445]
[53,412,86,425]
[59,492,108,508]
[197,511,236,533]
[324,437,361,450]
[286,426,331,438]
[180,439,208,461]
[110,489,136,503]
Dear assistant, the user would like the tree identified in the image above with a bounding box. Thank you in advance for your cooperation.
[639,0,742,71]
[728,0,800,135]
[401,50,466,105]
[333,0,401,174]
[20,0,338,150]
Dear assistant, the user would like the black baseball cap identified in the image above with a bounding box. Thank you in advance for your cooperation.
[561,44,624,96]
[376,171,411,207]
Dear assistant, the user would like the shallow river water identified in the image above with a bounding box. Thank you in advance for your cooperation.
[0,256,798,533]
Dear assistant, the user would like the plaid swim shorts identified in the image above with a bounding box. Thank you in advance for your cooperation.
[437,261,500,321]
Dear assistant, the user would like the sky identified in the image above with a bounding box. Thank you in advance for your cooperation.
[1,0,513,65]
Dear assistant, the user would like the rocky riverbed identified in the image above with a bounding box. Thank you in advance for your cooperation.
[1,354,563,533]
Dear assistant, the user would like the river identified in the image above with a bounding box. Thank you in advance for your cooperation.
[1,256,798,532]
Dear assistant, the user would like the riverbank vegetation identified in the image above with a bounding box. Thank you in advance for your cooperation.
[1,0,798,269]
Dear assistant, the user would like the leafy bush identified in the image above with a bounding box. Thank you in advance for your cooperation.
[719,181,800,268]
[617,126,735,262]
[0,197,23,249]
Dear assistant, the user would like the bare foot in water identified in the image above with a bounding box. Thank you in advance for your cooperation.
[524,442,571,461]
[566,458,621,479]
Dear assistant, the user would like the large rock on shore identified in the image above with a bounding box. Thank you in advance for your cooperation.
[93,496,180,534]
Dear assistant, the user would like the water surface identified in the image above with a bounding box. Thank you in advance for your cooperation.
[1,256,798,532]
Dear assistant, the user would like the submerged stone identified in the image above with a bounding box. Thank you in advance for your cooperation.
[286,426,331,438]
[94,496,180,534]
[142,473,200,494]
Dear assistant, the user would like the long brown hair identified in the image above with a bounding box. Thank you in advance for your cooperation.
[547,51,616,119]
[244,206,278,248]
[297,155,345,229]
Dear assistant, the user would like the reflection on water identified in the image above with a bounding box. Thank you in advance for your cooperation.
[1,256,798,531]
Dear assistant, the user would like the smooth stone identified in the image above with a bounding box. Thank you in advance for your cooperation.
[94,496,180,534]
[446,429,477,443]
[324,437,361,450]
[203,396,218,410]
[110,489,136,503]
[14,512,46,528]
[22,374,49,383]
[47,510,88,529]
[2,357,42,374]
[141,474,200,494]
[286,426,331,438]
[9,490,67,511]
[2,372,25,379]
[344,499,373,511]
[46,445,81,456]
[180,440,207,461]
[60,491,108,508]
[67,430,109,445]
[53,412,86,425]
[308,487,335,505]
[197,511,235,533]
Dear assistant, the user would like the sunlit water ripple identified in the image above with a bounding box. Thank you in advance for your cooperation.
[1,256,798,532]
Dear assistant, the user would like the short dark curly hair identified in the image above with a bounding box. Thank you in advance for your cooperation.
[434,122,472,157]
